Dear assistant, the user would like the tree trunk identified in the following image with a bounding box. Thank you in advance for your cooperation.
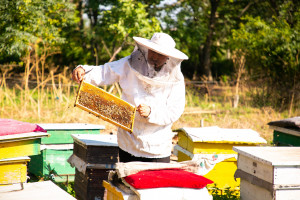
[201,0,219,81]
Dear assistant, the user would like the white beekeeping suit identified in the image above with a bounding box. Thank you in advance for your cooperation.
[78,33,188,158]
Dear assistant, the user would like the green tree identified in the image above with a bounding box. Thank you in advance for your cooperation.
[62,0,161,66]
[229,0,300,110]
[0,0,76,58]
[99,0,161,60]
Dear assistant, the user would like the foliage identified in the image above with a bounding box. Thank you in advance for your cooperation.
[0,0,77,58]
[229,0,300,109]
[210,184,240,200]
[97,0,162,59]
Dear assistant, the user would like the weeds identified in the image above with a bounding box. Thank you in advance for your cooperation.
[210,184,240,200]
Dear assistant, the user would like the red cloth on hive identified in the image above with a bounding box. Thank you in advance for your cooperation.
[0,119,47,136]
[124,168,213,189]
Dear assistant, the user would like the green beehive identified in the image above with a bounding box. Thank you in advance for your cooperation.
[28,123,105,182]
[268,117,300,146]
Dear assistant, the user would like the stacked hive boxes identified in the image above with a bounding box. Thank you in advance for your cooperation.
[70,134,119,200]
[175,126,267,190]
[0,129,48,186]
[28,123,105,182]
[233,146,300,200]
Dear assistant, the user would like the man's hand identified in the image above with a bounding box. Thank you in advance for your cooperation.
[137,104,151,118]
[72,67,85,84]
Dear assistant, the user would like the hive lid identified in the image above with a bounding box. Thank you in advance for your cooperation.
[72,134,118,147]
[0,131,49,143]
[177,126,267,144]
[38,123,105,130]
[233,146,300,166]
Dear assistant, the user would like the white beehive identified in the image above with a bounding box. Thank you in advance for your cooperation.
[233,146,300,200]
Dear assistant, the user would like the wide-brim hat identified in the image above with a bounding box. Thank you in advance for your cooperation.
[133,32,188,60]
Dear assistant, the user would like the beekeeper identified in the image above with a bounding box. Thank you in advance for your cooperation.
[72,32,188,163]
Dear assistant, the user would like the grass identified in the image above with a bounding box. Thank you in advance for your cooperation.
[0,74,295,139]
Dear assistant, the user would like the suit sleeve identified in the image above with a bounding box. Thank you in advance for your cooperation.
[78,58,127,86]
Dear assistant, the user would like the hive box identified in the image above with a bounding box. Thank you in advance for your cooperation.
[28,123,105,182]
[176,126,267,190]
[233,146,300,200]
[268,117,300,147]
[0,157,30,185]
[75,168,114,200]
[29,144,75,182]
[0,132,49,160]
[269,126,300,146]
[71,134,119,200]
[0,129,48,186]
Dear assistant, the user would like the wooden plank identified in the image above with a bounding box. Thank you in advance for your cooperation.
[273,130,300,146]
[72,134,118,147]
[237,154,273,183]
[0,157,30,185]
[234,169,273,192]
[40,144,73,150]
[269,125,300,137]
[240,179,273,200]
[41,130,100,144]
[274,166,300,185]
[38,123,105,144]
[233,147,300,166]
[275,189,300,200]
[0,132,49,143]
[0,181,76,200]
[38,123,105,130]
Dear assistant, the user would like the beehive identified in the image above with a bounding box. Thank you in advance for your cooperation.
[75,81,136,132]
[233,146,300,200]
[72,134,119,165]
[175,126,267,190]
[269,126,300,146]
[71,134,119,200]
[28,123,105,182]
[0,157,30,185]
[268,117,300,146]
[0,132,49,160]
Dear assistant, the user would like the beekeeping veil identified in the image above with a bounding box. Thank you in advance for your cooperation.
[129,33,188,85]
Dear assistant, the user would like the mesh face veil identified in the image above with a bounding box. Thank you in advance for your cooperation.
[129,44,184,85]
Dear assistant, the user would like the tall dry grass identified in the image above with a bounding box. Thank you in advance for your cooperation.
[0,47,298,140]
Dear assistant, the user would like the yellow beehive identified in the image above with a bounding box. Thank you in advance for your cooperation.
[175,126,267,190]
[0,157,30,185]
[0,132,49,160]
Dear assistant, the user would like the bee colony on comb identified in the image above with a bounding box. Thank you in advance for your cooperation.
[75,81,136,133]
